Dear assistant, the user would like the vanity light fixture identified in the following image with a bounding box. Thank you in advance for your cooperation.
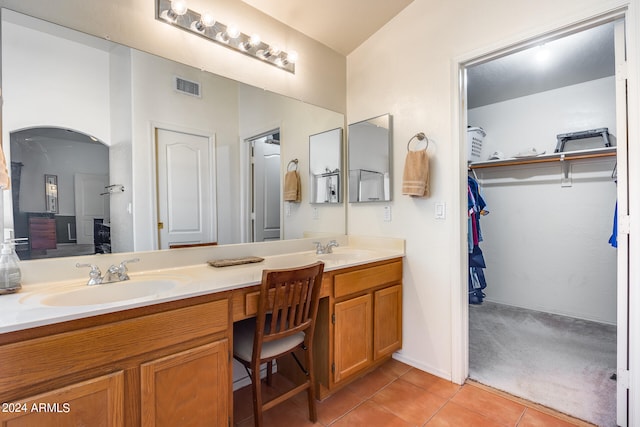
[155,0,297,73]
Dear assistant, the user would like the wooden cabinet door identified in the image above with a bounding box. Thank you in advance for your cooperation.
[333,294,372,383]
[373,285,403,360]
[141,339,229,427]
[0,371,124,427]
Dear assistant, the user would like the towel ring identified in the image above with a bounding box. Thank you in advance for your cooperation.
[407,132,429,152]
[287,159,299,171]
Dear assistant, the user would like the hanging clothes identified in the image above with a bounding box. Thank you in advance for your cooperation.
[468,176,489,304]
[609,201,617,248]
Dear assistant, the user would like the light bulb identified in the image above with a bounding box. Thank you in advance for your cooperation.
[227,24,240,39]
[250,34,261,46]
[191,12,215,32]
[170,0,188,16]
[240,34,261,51]
[287,50,298,64]
[200,12,215,27]
[268,45,281,56]
[161,0,188,22]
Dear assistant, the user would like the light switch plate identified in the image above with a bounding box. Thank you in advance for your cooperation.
[435,202,446,219]
[383,206,392,222]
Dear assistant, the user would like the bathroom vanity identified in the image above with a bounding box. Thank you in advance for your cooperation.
[0,236,404,426]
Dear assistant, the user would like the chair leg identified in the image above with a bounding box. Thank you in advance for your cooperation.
[305,346,318,423]
[266,360,273,386]
[251,362,264,427]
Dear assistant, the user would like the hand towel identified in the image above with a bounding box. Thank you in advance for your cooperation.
[284,170,301,202]
[0,146,10,189]
[402,149,429,197]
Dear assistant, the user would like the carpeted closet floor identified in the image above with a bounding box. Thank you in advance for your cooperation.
[469,301,617,427]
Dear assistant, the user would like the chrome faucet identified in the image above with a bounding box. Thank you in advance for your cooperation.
[76,258,140,285]
[313,240,339,254]
[325,240,339,253]
[75,263,103,285]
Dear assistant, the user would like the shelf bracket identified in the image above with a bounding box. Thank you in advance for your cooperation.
[560,154,572,187]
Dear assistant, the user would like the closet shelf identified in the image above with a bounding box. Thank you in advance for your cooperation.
[468,146,616,170]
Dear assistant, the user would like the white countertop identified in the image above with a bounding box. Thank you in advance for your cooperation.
[0,236,404,334]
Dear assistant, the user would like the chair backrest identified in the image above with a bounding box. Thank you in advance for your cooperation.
[254,262,325,356]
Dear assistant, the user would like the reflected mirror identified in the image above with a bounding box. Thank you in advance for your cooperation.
[309,128,343,204]
[348,114,393,202]
[2,9,345,259]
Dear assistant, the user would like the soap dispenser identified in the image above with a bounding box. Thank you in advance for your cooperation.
[0,239,21,294]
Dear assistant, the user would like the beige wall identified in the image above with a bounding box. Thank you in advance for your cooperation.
[346,0,637,380]
[0,0,346,114]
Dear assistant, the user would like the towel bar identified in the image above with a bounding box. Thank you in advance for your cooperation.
[407,132,429,152]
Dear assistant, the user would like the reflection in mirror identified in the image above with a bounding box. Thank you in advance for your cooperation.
[309,128,343,204]
[348,114,393,202]
[1,9,345,259]
[11,128,110,260]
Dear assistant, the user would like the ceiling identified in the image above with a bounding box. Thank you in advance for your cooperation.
[240,0,415,55]
[467,22,615,109]
[239,2,615,109]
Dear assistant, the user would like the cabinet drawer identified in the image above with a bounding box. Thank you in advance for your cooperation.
[0,299,228,395]
[334,261,402,299]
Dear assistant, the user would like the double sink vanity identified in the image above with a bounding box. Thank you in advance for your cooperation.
[0,235,404,426]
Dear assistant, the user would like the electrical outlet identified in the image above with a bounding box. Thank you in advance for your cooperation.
[312,207,319,220]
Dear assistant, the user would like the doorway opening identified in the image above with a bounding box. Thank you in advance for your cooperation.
[246,130,281,243]
[459,15,628,427]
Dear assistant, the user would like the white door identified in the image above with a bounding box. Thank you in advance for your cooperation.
[156,128,215,249]
[74,173,109,245]
[613,18,630,427]
[252,136,281,242]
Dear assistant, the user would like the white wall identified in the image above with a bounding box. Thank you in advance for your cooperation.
[346,0,633,380]
[469,77,617,159]
[10,140,109,215]
[109,45,134,253]
[468,77,617,323]
[1,16,111,141]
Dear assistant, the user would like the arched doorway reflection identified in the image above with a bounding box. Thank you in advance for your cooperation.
[10,127,110,259]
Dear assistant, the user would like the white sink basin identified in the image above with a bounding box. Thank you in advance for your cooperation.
[23,278,180,307]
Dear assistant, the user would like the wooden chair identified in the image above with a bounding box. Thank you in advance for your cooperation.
[233,261,325,427]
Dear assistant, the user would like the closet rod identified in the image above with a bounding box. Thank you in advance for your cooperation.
[468,149,616,170]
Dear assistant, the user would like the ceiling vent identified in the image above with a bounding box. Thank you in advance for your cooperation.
[174,76,201,98]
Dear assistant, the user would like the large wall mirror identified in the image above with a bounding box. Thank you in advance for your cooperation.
[309,128,343,204]
[1,9,345,260]
[347,114,392,202]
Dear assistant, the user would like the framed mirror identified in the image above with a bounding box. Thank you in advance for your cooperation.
[347,114,392,202]
[309,128,343,204]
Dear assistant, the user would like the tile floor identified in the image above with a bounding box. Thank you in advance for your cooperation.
[233,359,595,427]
